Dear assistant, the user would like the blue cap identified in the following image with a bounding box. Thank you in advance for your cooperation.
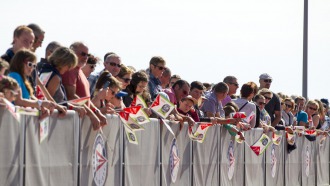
[115,91,128,97]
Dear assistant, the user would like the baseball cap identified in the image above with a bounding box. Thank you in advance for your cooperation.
[181,95,197,105]
[259,73,272,80]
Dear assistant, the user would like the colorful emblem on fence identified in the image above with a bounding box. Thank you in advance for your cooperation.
[227,140,235,180]
[170,138,180,183]
[92,134,108,186]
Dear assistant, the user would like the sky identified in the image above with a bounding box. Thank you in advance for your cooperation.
[1,0,329,100]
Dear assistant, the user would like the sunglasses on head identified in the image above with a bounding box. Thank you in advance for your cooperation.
[107,62,121,68]
[81,52,90,57]
[26,61,36,69]
[264,79,272,83]
[153,64,166,71]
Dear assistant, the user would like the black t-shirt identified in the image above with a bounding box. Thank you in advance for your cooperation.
[265,91,281,123]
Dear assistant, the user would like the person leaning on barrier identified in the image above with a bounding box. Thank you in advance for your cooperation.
[164,79,190,106]
[223,105,245,140]
[123,70,151,108]
[92,71,122,115]
[281,98,295,126]
[0,76,20,103]
[222,75,239,106]
[201,82,228,118]
[40,47,86,118]
[37,41,62,72]
[8,49,56,119]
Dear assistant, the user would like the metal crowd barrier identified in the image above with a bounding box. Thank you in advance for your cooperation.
[0,108,329,186]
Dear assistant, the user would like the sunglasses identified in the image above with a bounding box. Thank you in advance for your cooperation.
[258,102,266,105]
[264,79,272,83]
[81,52,90,57]
[26,61,36,69]
[229,82,239,87]
[107,62,121,68]
[308,106,317,111]
[120,77,132,83]
[89,64,96,69]
[285,104,293,108]
[153,64,166,71]
[264,96,272,100]
[109,88,118,96]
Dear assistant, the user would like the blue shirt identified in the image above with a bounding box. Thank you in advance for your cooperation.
[148,72,162,100]
[201,91,223,117]
[9,72,30,99]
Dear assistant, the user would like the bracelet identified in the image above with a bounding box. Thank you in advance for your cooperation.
[68,105,74,110]
[91,107,100,114]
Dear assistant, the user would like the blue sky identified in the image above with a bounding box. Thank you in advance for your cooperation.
[1,0,329,99]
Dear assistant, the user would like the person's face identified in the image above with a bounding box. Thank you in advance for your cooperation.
[259,79,272,89]
[169,78,179,88]
[14,31,35,51]
[174,84,190,101]
[284,101,294,113]
[106,87,120,100]
[160,73,171,87]
[24,61,36,76]
[32,34,44,52]
[150,63,166,78]
[117,73,132,89]
[3,88,19,102]
[306,104,317,116]
[179,99,194,113]
[75,45,89,66]
[227,79,239,95]
[256,98,266,110]
[216,91,228,101]
[189,88,203,100]
[263,93,272,104]
[136,81,148,95]
[81,64,96,77]
[296,99,306,111]
[104,56,121,76]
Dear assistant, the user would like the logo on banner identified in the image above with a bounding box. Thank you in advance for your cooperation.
[92,134,108,186]
[270,144,277,178]
[305,145,310,176]
[170,138,180,183]
[250,133,271,156]
[227,140,235,180]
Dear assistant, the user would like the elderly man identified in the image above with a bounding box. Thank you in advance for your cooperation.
[27,23,45,52]
[201,82,228,118]
[222,75,239,105]
[62,42,107,130]
[259,73,281,126]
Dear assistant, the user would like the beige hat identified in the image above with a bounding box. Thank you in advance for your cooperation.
[181,95,197,105]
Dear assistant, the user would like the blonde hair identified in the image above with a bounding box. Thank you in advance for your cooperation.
[0,76,19,92]
[258,88,273,97]
[48,47,78,70]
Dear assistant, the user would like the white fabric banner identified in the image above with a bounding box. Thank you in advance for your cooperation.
[161,121,191,186]
[301,136,316,186]
[284,133,303,186]
[219,126,244,186]
[124,118,160,186]
[25,111,79,186]
[0,108,23,186]
[316,136,330,185]
[265,131,285,186]
[244,128,265,186]
[80,114,122,186]
[192,125,219,186]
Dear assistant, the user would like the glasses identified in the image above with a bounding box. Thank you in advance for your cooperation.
[89,64,96,69]
[106,62,121,68]
[285,104,293,108]
[229,82,239,87]
[153,64,166,71]
[264,79,272,83]
[26,61,36,69]
[264,96,272,100]
[108,88,118,96]
[258,102,266,105]
[308,106,317,111]
[81,52,90,57]
[120,77,132,83]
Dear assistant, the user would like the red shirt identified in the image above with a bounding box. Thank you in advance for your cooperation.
[62,66,90,98]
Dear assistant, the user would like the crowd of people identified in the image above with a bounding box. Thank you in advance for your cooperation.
[1,24,330,139]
